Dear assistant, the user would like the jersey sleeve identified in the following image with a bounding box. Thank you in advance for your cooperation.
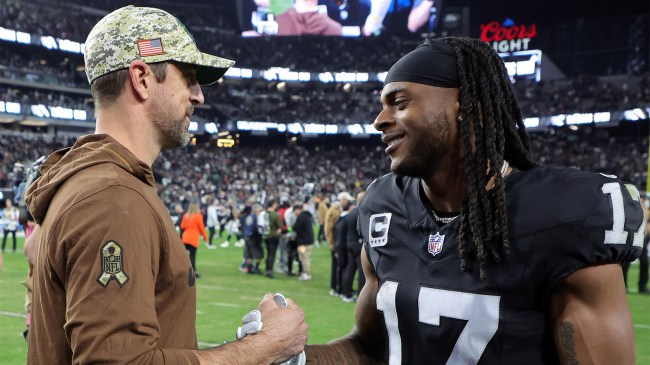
[50,186,199,364]
[537,178,644,302]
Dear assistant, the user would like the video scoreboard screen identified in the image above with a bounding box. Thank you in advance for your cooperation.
[500,49,542,82]
[238,0,444,37]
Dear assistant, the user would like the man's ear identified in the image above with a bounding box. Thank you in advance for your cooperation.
[128,61,152,101]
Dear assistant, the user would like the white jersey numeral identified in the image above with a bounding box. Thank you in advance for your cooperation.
[377,281,500,365]
[376,281,402,365]
[602,182,644,247]
[602,182,629,245]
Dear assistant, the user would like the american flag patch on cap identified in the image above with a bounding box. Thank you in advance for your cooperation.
[137,38,164,57]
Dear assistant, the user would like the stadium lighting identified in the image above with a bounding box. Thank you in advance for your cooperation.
[523,117,539,128]
[16,31,30,44]
[57,38,82,53]
[318,72,334,83]
[565,113,593,125]
[623,109,645,121]
[287,123,304,134]
[0,101,20,114]
[593,112,611,123]
[204,123,218,134]
[550,114,565,126]
[40,36,58,50]
[31,105,50,118]
[347,124,364,135]
[364,124,380,134]
[4,102,21,114]
[73,110,87,121]
[0,27,16,42]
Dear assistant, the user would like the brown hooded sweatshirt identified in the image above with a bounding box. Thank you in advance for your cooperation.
[276,8,342,36]
[26,134,200,364]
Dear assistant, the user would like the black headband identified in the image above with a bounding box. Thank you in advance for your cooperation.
[384,39,460,88]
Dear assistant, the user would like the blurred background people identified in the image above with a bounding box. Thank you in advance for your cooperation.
[206,198,220,249]
[181,203,208,278]
[2,199,20,253]
[262,200,283,278]
[292,203,315,281]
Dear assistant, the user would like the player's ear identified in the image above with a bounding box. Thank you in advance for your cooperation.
[128,60,152,101]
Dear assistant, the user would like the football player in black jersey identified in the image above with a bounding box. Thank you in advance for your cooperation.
[303,37,643,364]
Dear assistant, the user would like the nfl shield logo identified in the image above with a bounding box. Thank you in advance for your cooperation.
[428,233,445,256]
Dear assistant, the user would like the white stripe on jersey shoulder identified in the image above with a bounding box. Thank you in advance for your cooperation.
[599,172,618,179]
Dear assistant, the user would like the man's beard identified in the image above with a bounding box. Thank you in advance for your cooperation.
[150,98,192,149]
[391,112,453,178]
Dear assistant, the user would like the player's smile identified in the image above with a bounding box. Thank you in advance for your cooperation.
[382,133,404,154]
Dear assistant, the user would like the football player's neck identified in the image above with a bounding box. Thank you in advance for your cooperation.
[421,167,466,213]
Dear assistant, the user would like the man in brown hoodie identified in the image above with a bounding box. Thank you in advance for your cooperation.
[276,0,343,36]
[26,5,307,365]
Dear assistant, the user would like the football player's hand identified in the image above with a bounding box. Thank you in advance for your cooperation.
[239,293,307,363]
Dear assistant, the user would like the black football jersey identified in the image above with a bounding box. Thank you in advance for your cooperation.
[359,166,643,365]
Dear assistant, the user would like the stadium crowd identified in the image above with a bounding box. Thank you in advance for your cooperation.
[1,125,647,211]
[3,62,649,126]
[1,0,649,126]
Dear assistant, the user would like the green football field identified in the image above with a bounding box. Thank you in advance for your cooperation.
[1,235,649,364]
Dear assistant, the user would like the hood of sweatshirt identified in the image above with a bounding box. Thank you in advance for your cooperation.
[26,134,155,224]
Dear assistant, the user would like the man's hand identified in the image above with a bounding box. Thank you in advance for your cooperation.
[269,294,306,365]
[236,293,307,364]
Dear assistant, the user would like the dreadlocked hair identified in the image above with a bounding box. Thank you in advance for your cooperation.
[435,37,536,280]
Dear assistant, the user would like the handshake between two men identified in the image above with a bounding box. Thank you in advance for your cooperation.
[236,293,308,365]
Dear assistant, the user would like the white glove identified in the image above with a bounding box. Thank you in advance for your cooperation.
[236,309,262,340]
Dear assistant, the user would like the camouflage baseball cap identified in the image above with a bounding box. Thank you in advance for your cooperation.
[84,5,235,85]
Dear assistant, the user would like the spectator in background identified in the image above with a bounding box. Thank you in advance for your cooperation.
[262,200,283,278]
[174,203,185,238]
[205,198,219,249]
[333,197,353,298]
[2,199,20,253]
[181,203,208,278]
[216,199,230,243]
[284,199,303,276]
[316,193,328,245]
[339,191,365,302]
[324,192,353,296]
[276,199,292,274]
[241,204,264,274]
[292,203,315,281]
[22,221,40,343]
[224,200,244,247]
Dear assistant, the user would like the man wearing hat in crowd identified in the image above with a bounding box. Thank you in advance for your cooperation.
[25,6,306,365]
